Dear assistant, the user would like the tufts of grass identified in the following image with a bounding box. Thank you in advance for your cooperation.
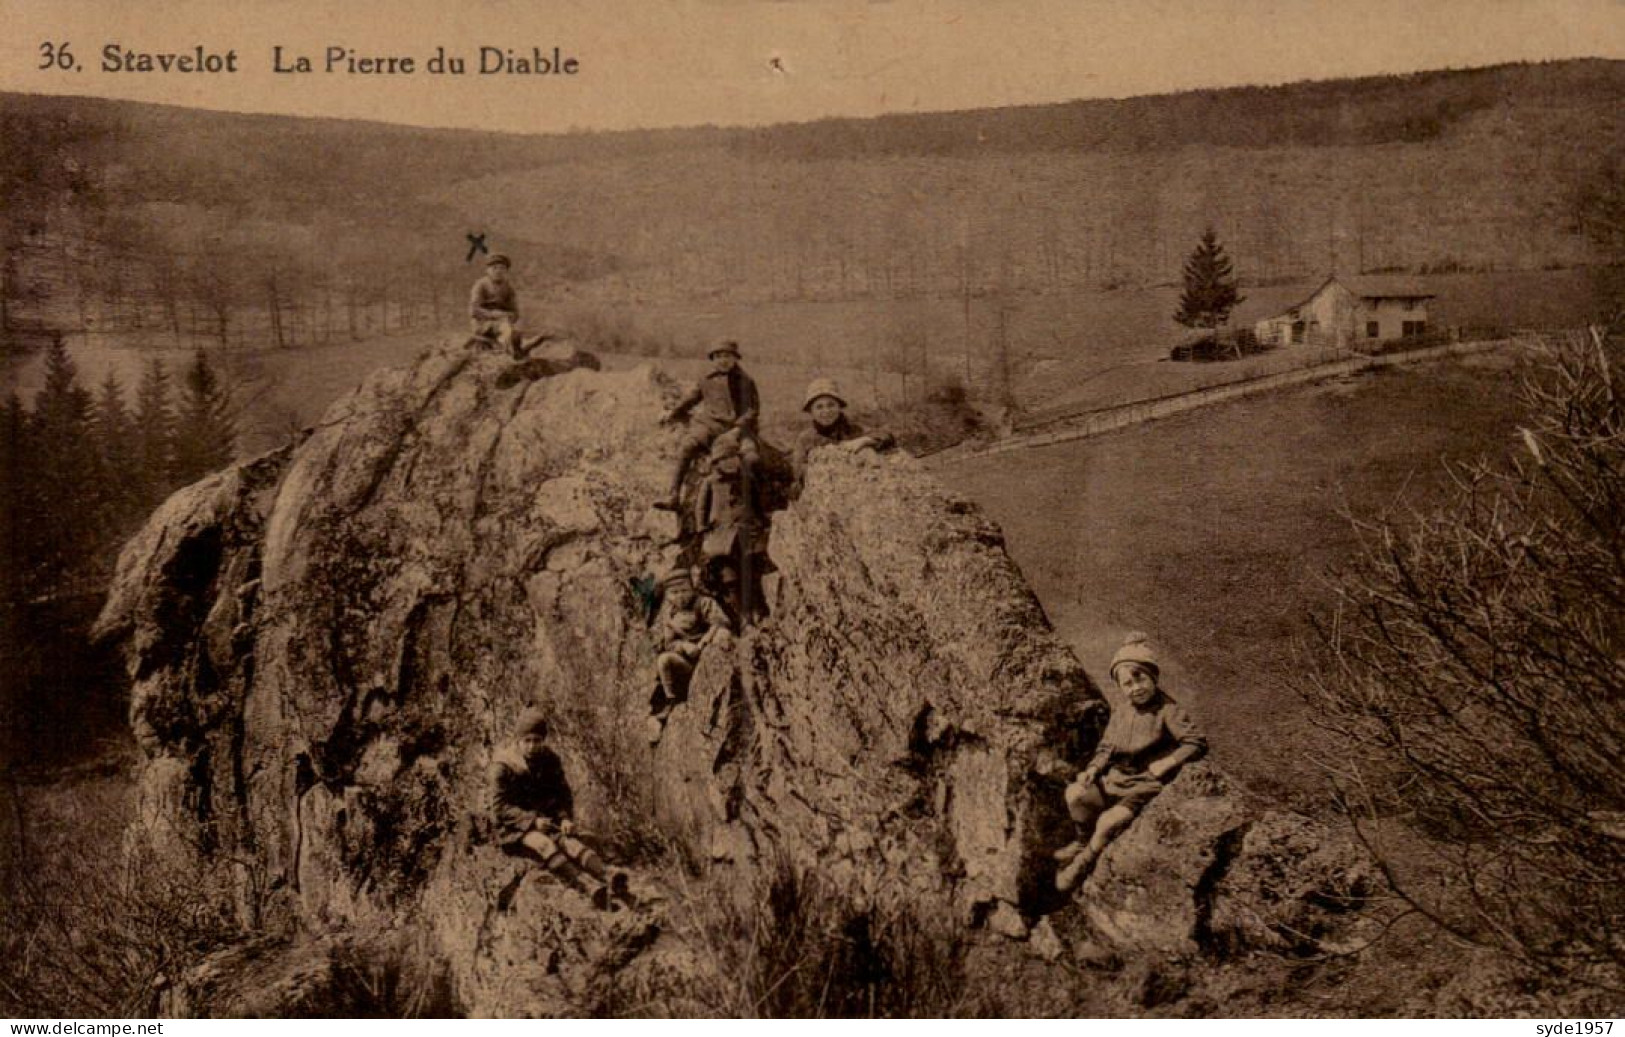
[656,856,970,1018]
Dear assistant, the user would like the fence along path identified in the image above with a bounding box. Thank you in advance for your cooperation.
[944,337,1519,462]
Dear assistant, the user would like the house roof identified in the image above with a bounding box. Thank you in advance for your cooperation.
[1338,275,1437,300]
[1255,274,1436,323]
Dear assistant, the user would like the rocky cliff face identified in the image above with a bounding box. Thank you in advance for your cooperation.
[95,343,1370,1017]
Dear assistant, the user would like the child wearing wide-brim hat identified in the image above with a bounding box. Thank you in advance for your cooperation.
[791,377,895,493]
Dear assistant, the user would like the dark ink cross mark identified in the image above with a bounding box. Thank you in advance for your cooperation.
[466,233,489,262]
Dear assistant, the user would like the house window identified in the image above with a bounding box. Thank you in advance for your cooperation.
[1367,321,1380,339]
[1403,320,1426,337]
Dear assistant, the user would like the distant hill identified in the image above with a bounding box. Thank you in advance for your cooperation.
[1,59,1621,352]
[446,60,1625,302]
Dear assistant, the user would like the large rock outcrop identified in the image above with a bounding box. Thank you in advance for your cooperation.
[94,342,1370,1016]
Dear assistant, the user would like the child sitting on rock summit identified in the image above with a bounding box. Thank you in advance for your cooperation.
[488,706,631,910]
[655,339,760,512]
[1054,634,1207,893]
[647,566,733,745]
[469,253,523,357]
[791,377,895,496]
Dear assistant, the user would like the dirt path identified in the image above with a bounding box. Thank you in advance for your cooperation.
[938,338,1520,464]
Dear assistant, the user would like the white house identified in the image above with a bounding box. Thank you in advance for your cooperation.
[1255,275,1435,348]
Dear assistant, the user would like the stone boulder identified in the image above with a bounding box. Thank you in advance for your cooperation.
[1057,762,1374,967]
[94,343,1101,1015]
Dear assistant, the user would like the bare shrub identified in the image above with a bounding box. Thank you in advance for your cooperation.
[862,375,989,457]
[1299,324,1625,981]
[548,692,669,865]
[0,820,248,1015]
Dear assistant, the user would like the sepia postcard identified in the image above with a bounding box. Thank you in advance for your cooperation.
[2,0,1622,1022]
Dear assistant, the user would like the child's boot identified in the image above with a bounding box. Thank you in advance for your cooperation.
[1055,844,1100,894]
[584,875,612,911]
[1053,823,1090,863]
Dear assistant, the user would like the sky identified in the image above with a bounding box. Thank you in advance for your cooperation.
[1,0,1622,134]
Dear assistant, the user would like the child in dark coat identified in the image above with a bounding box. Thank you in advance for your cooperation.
[488,707,630,909]
[656,339,761,511]
[694,432,769,622]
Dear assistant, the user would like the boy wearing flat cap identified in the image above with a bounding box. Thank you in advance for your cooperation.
[470,253,523,357]
[792,377,895,495]
[1054,633,1207,893]
[488,706,629,909]
[656,339,761,512]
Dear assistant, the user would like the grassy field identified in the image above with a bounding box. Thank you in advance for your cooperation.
[548,267,1604,415]
[936,350,1534,807]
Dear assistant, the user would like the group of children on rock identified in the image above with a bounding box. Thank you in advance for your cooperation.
[471,256,1206,911]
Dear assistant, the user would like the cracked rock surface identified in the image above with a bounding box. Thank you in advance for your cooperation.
[95,342,1371,1016]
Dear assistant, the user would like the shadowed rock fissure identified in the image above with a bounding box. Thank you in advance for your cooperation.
[1191,822,1255,956]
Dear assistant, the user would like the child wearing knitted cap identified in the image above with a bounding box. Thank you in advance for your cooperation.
[1054,633,1207,893]
[488,706,631,909]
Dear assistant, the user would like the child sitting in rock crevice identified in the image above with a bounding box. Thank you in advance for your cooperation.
[1054,633,1207,893]
[647,566,733,745]
[692,431,774,624]
[655,340,760,514]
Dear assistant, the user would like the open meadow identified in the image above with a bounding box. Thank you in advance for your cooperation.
[545,266,1604,414]
[937,349,1534,806]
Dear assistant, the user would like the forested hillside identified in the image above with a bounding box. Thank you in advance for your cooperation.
[2,60,1621,355]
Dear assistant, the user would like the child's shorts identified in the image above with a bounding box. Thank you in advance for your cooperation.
[1065,767,1164,817]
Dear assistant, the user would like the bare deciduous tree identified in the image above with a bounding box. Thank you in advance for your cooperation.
[1300,324,1625,981]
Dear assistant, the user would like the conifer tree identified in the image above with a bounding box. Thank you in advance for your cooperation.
[94,371,133,455]
[171,346,237,486]
[1174,227,1245,330]
[133,357,174,499]
[26,336,97,594]
[0,392,29,604]
[31,335,94,449]
[93,371,140,532]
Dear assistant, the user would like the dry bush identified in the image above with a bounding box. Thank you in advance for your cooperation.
[547,692,670,866]
[0,786,250,1017]
[1299,324,1625,982]
[317,929,458,1018]
[859,377,990,457]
